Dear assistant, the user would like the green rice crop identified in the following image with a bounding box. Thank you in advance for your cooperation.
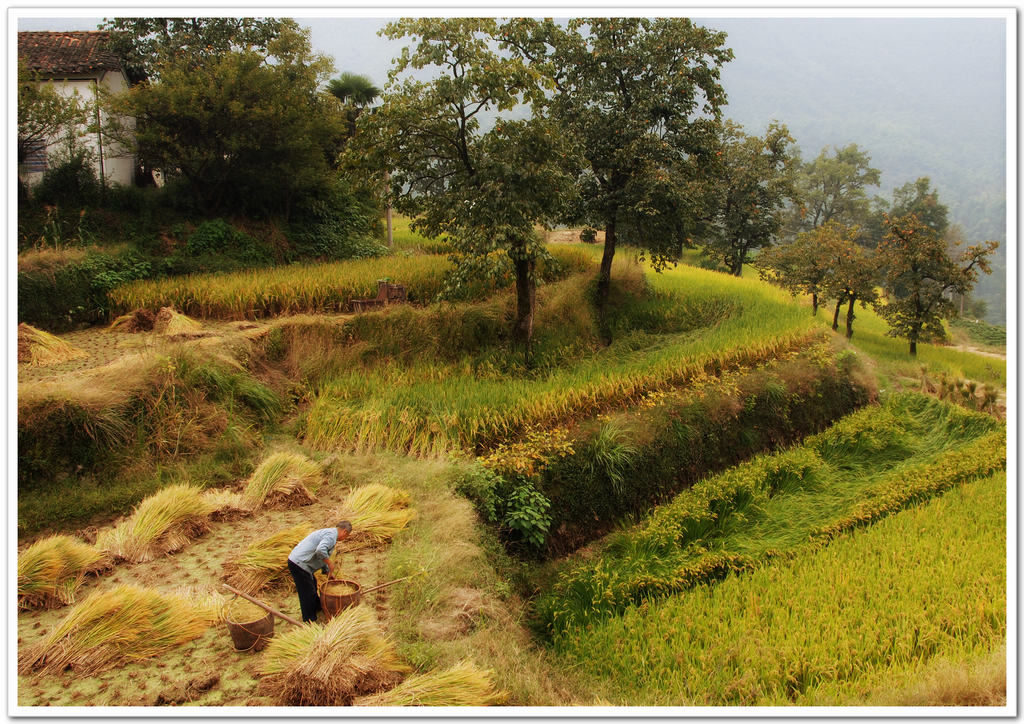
[301,259,818,456]
[535,393,1004,635]
[552,470,1006,705]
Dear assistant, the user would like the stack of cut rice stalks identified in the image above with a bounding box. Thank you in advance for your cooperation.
[17,535,112,610]
[108,308,157,333]
[355,661,508,706]
[224,522,313,595]
[97,484,214,563]
[154,307,203,336]
[17,323,88,366]
[242,452,322,511]
[19,584,213,675]
[258,606,409,705]
[337,483,416,549]
[202,487,251,521]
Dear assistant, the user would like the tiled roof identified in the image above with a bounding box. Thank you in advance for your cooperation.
[18,31,124,76]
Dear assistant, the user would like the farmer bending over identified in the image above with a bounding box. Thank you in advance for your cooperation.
[287,521,352,623]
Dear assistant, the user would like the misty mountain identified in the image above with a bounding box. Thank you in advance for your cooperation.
[708,17,1007,322]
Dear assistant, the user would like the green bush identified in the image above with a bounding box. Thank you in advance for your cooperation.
[31,148,101,207]
[288,179,384,261]
[453,462,553,551]
[18,249,152,330]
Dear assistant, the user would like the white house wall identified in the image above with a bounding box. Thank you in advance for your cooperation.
[20,70,135,189]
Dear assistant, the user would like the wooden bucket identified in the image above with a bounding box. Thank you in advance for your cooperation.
[319,579,362,620]
[225,600,275,652]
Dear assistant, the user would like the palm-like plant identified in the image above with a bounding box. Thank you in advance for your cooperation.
[326,72,380,107]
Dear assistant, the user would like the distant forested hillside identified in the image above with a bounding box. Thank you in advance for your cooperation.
[710,17,1007,323]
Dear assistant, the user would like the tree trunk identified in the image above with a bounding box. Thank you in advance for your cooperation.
[596,217,617,344]
[512,253,536,367]
[811,292,819,315]
[832,300,842,331]
[845,297,856,339]
[909,338,917,356]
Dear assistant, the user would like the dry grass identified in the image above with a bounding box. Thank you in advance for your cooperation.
[337,483,416,548]
[202,488,252,520]
[355,661,508,706]
[881,648,1007,707]
[257,605,410,705]
[17,535,112,610]
[18,584,213,676]
[154,307,203,336]
[18,323,88,366]
[96,484,214,563]
[224,522,313,595]
[242,452,322,511]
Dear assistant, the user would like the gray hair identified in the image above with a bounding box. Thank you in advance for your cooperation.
[335,520,352,533]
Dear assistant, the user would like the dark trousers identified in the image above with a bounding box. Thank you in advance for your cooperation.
[288,559,320,623]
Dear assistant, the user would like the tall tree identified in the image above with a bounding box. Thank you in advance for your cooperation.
[818,225,879,339]
[327,72,381,139]
[787,143,880,236]
[754,222,842,315]
[100,17,288,81]
[875,213,997,355]
[704,120,799,276]
[503,18,732,339]
[102,24,342,217]
[346,18,575,363]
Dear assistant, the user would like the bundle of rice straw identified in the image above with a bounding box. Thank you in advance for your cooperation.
[154,307,202,336]
[108,308,156,333]
[337,483,416,548]
[17,323,88,366]
[18,535,112,610]
[355,661,508,707]
[19,584,213,675]
[202,488,252,520]
[97,484,214,563]
[258,606,410,706]
[224,523,313,594]
[173,586,228,625]
[242,452,322,511]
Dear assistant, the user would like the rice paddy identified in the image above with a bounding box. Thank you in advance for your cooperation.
[16,233,1007,709]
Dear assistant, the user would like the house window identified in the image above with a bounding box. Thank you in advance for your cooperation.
[22,140,47,173]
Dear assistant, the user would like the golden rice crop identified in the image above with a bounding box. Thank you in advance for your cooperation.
[17,323,88,366]
[242,452,323,511]
[96,484,214,563]
[258,605,410,705]
[154,306,202,336]
[225,597,272,625]
[224,523,314,594]
[337,483,416,547]
[109,255,452,320]
[17,535,112,610]
[355,661,508,706]
[19,584,213,675]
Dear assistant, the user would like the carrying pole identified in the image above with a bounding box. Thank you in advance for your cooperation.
[222,583,304,627]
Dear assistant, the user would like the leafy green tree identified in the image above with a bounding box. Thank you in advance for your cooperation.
[819,225,879,339]
[100,17,288,80]
[102,25,343,217]
[346,18,575,362]
[754,222,842,314]
[863,177,949,248]
[875,213,997,355]
[503,18,732,337]
[788,143,880,236]
[704,120,799,276]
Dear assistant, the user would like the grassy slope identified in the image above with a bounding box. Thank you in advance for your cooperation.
[554,469,1006,706]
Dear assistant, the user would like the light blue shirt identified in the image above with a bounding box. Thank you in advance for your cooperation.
[288,527,338,575]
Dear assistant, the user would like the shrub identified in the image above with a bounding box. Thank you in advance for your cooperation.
[579,227,598,243]
[31,146,101,207]
[288,179,384,261]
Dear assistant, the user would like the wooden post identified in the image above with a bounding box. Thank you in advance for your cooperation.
[385,170,394,247]
[223,583,304,627]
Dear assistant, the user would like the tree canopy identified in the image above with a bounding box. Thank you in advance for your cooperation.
[346,18,576,360]
[704,120,799,276]
[502,17,732,338]
[875,213,996,355]
[17,61,88,166]
[788,143,880,236]
[100,17,289,81]
[103,24,343,217]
